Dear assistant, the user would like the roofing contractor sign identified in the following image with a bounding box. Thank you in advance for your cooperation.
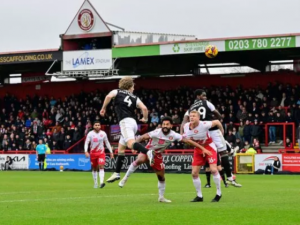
[62,50,112,71]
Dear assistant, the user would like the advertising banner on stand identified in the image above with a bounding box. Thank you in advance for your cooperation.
[104,154,233,173]
[29,154,91,171]
[0,154,29,169]
[282,154,300,172]
[254,154,282,172]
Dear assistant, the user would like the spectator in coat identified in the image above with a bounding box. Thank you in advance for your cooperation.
[243,120,252,143]
[25,118,32,128]
[285,137,294,153]
[172,114,181,124]
[238,121,245,141]
[151,113,159,124]
[251,120,262,142]
[51,140,59,150]
[63,135,72,150]
[23,139,32,150]
[275,112,284,144]
[264,157,281,175]
[226,130,236,145]
[252,138,262,153]
[72,127,81,152]
[268,111,276,144]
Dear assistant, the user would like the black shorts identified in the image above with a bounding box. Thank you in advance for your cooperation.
[38,154,46,162]
[205,153,221,167]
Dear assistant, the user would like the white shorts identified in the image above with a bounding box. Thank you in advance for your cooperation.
[209,129,227,152]
[119,118,138,146]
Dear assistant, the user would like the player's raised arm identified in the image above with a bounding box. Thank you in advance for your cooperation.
[211,120,224,135]
[181,137,212,156]
[212,110,222,120]
[137,99,148,123]
[180,110,189,135]
[206,100,222,120]
[136,133,151,143]
[100,90,117,117]
[84,133,91,158]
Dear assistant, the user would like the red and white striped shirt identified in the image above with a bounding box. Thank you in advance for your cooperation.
[84,130,112,154]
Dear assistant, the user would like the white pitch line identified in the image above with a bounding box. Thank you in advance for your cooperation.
[0,190,76,195]
[0,192,195,203]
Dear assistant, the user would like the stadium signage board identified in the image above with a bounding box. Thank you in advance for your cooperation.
[63,50,112,71]
[22,76,51,83]
[160,40,225,55]
[104,154,233,173]
[254,154,282,172]
[0,51,62,64]
[0,154,29,169]
[225,36,296,51]
[28,154,91,171]
[112,35,300,58]
[282,154,300,172]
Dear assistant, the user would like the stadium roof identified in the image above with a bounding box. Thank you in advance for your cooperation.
[1,32,300,56]
[1,0,300,78]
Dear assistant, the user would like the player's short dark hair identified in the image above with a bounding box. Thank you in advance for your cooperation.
[161,116,173,124]
[93,121,101,125]
[194,89,205,96]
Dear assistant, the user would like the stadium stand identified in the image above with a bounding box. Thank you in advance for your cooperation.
[0,79,299,153]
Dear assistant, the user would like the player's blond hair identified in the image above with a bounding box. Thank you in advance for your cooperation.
[189,110,200,118]
[119,77,134,90]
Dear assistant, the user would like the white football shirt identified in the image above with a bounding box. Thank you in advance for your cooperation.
[146,128,183,153]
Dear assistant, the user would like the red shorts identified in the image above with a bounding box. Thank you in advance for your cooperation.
[151,153,164,171]
[90,152,106,166]
[192,143,218,166]
[142,152,164,171]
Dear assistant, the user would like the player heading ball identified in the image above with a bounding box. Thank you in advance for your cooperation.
[100,77,154,183]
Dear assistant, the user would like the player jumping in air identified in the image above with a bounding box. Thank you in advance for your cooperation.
[118,116,212,203]
[84,121,114,188]
[100,77,153,183]
[181,89,242,187]
[183,110,224,202]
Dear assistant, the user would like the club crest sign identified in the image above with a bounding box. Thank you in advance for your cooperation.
[78,9,95,32]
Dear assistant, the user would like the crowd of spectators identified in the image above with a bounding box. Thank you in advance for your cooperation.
[0,81,300,152]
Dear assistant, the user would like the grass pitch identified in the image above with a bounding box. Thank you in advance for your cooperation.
[0,172,298,225]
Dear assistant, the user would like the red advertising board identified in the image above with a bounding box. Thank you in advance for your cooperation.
[282,154,300,172]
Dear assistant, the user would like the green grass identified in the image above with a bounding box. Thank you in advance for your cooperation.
[0,172,299,225]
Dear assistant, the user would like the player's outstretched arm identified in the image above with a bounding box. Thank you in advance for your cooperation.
[137,101,148,123]
[180,114,189,135]
[100,90,117,116]
[181,138,212,156]
[213,110,222,120]
[136,133,151,143]
[211,120,224,135]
